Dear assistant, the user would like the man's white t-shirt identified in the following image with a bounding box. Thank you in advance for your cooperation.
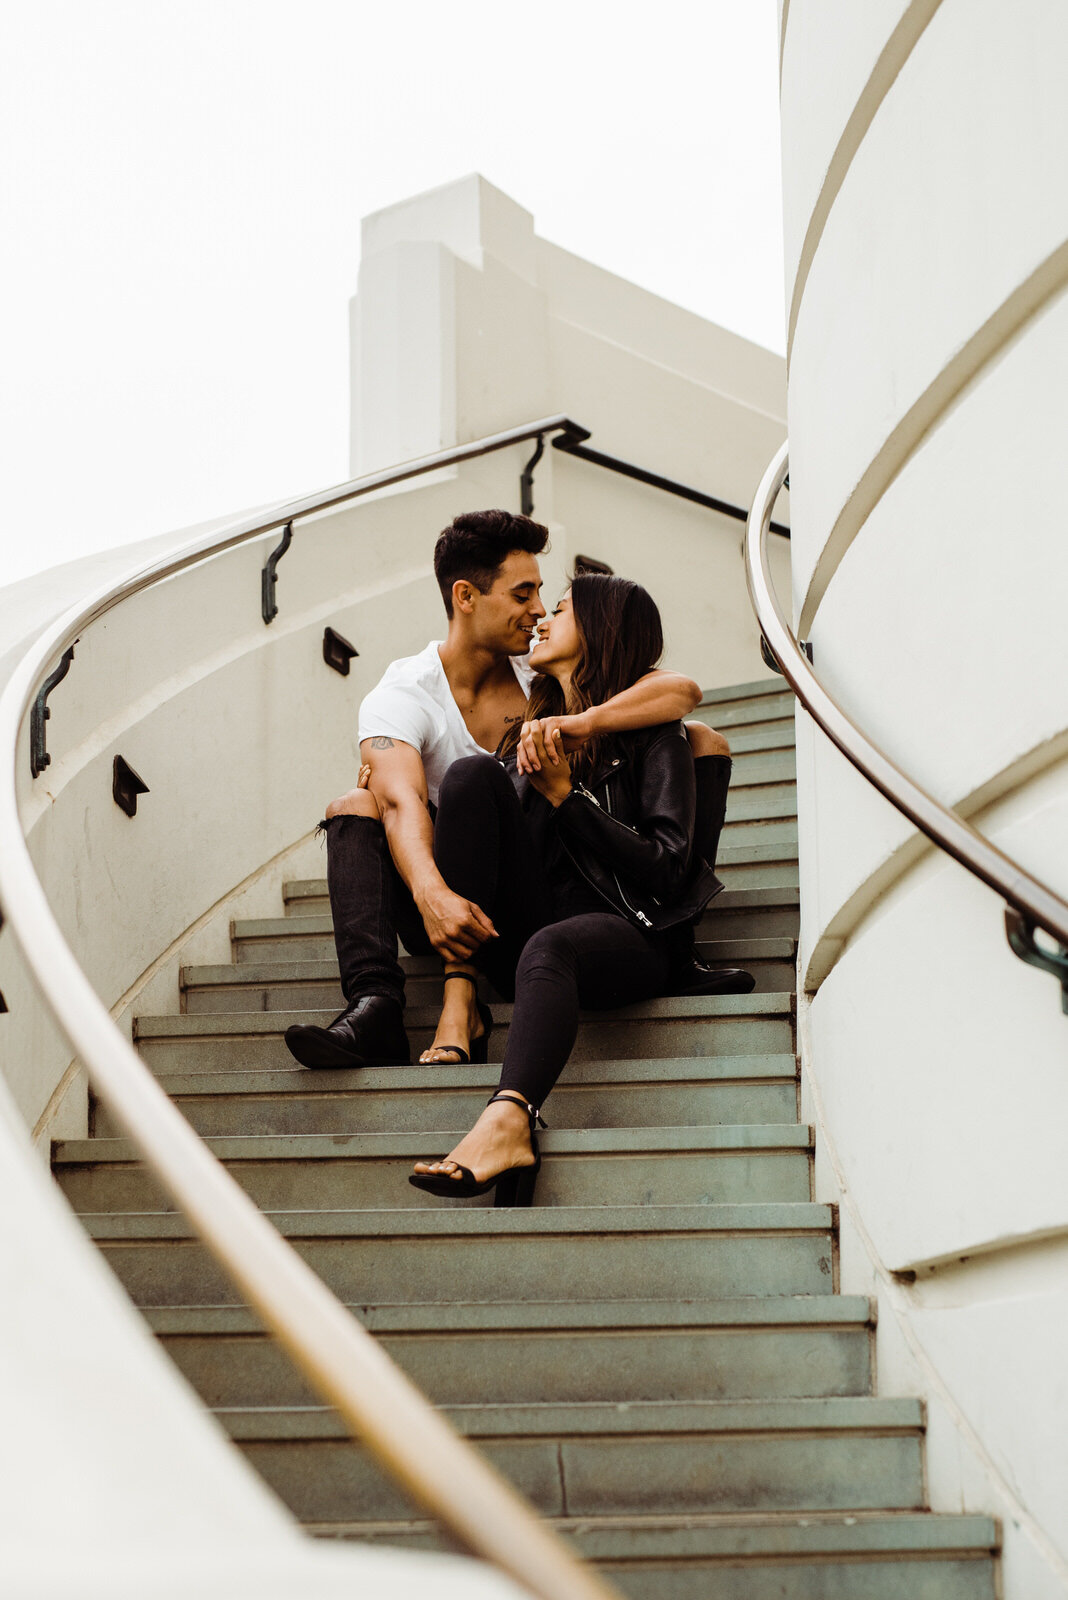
[357,641,534,805]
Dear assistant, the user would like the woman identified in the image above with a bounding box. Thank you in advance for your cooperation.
[409,573,722,1205]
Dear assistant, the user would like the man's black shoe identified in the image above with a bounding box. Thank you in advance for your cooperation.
[284,994,411,1070]
[671,956,756,997]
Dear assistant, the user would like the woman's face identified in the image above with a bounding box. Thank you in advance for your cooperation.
[529,588,582,677]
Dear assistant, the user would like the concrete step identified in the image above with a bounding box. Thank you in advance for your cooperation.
[701,677,791,703]
[696,886,799,940]
[181,938,798,1013]
[218,1396,926,1524]
[145,1295,874,1408]
[56,1123,815,1212]
[133,991,795,1074]
[94,1055,800,1138]
[280,805,797,918]
[723,748,796,786]
[720,722,796,754]
[339,1512,999,1600]
[84,1201,837,1306]
[724,782,797,824]
[235,883,799,965]
[697,697,794,731]
[715,856,799,890]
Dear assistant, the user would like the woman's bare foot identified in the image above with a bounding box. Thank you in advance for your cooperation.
[412,1092,536,1185]
[418,968,486,1065]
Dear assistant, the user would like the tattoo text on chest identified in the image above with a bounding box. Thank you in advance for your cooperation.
[502,715,524,726]
[369,736,395,749]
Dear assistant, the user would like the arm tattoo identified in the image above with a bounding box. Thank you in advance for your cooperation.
[369,736,395,749]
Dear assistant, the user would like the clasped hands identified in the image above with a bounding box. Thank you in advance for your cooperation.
[515,713,584,807]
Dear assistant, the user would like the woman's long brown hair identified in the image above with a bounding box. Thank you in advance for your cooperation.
[500,573,665,779]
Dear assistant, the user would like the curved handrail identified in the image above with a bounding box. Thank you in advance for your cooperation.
[0,415,621,1600]
[745,442,1068,1000]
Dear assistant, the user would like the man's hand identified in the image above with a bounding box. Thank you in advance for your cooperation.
[516,711,593,773]
[525,724,573,807]
[416,882,498,962]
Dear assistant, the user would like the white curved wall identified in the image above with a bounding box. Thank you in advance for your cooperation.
[782,4,1068,1596]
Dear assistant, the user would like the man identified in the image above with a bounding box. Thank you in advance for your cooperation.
[284,508,743,1071]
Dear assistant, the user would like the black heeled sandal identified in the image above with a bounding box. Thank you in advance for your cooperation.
[408,1091,544,1207]
[419,970,494,1066]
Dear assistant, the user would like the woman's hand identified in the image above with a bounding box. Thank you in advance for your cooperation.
[525,723,573,807]
[516,711,593,774]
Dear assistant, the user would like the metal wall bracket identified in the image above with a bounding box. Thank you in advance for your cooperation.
[113,755,149,818]
[760,635,783,675]
[30,645,76,778]
[520,435,545,516]
[323,627,358,676]
[261,521,293,624]
[1005,907,1068,1014]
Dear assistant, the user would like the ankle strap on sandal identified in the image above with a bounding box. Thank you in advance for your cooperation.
[487,1090,546,1129]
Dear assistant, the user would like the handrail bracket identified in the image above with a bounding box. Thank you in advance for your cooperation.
[1005,908,1068,1014]
[520,434,545,516]
[30,645,76,779]
[261,521,293,625]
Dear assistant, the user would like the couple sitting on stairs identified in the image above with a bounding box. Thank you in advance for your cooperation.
[284,509,753,1205]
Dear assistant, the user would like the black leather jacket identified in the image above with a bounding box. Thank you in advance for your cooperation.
[520,721,723,933]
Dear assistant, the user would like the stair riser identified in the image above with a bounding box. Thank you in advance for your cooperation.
[95,1230,836,1306]
[183,957,797,1014]
[588,1560,995,1600]
[723,750,796,785]
[724,786,797,824]
[715,863,799,892]
[334,1534,997,1600]
[231,1430,923,1523]
[136,1013,795,1073]
[718,817,797,849]
[696,696,795,728]
[713,723,797,755]
[95,1080,799,1139]
[59,1149,813,1213]
[160,1326,872,1408]
[236,906,799,962]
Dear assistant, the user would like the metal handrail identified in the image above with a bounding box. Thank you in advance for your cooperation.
[745,442,1068,1007]
[0,414,625,1600]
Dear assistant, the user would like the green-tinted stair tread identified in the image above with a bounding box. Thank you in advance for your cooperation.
[186,939,796,992]
[720,723,796,754]
[725,784,797,823]
[339,1513,998,1600]
[56,1123,815,1211]
[220,1396,925,1522]
[146,1295,873,1407]
[86,1202,837,1306]
[701,678,792,704]
[137,992,794,1037]
[182,937,796,1009]
[97,1054,799,1137]
[725,749,796,785]
[133,992,795,1072]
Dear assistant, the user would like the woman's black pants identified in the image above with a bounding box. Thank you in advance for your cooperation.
[433,755,671,1109]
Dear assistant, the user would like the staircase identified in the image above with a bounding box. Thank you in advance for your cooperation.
[53,677,1000,1597]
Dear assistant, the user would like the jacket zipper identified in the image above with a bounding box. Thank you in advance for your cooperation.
[603,787,653,927]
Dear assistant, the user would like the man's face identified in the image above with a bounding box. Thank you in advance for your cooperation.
[470,550,545,655]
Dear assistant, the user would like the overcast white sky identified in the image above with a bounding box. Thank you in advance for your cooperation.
[1,1,785,589]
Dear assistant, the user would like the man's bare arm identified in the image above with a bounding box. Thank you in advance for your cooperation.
[517,669,702,771]
[360,737,496,959]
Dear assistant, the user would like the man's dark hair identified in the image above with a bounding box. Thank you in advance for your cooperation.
[434,509,549,617]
